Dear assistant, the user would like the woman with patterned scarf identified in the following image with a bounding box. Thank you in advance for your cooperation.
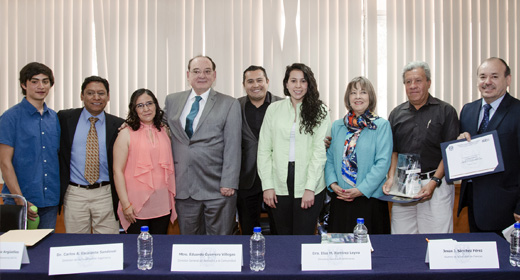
[324,76,392,234]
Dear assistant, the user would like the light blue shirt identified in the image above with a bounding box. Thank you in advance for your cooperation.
[70,108,109,184]
[478,94,505,129]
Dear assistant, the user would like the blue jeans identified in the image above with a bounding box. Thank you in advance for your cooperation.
[37,206,59,229]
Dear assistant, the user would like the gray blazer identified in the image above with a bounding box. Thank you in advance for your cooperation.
[164,89,242,200]
[238,92,283,190]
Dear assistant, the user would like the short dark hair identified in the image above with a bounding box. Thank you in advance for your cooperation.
[126,88,164,131]
[19,62,54,95]
[188,55,216,71]
[478,57,511,77]
[81,76,110,95]
[242,65,269,84]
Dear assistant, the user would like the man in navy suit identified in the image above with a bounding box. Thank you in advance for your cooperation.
[458,57,520,233]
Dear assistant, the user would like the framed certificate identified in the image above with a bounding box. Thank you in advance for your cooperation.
[441,130,504,183]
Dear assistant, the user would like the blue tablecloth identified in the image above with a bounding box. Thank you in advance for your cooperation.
[1,232,519,279]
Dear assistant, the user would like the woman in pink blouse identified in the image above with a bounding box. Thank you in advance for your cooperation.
[113,89,176,234]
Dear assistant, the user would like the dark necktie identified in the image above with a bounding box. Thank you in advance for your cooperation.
[85,117,99,184]
[185,96,202,138]
[477,103,492,134]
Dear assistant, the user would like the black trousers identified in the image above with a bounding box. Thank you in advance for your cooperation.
[237,178,277,235]
[126,213,171,234]
[269,162,325,235]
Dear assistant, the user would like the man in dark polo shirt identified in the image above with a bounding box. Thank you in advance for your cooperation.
[237,65,282,235]
[383,61,459,234]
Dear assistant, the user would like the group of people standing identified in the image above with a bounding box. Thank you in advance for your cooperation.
[1,56,519,237]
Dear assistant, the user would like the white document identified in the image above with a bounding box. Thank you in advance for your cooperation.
[445,134,498,178]
[301,243,371,271]
[0,242,30,270]
[171,244,242,272]
[48,243,123,275]
[427,240,499,269]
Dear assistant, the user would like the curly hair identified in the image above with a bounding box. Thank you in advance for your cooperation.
[283,63,327,135]
[126,88,164,131]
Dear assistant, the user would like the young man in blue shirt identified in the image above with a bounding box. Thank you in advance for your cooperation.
[0,62,61,229]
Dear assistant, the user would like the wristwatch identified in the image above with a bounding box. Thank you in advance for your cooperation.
[431,176,442,187]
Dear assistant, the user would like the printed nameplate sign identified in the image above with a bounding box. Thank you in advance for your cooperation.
[427,240,499,269]
[49,243,123,275]
[301,243,371,271]
[0,242,30,270]
[171,244,242,272]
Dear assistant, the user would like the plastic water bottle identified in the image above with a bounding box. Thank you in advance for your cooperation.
[137,226,153,270]
[353,218,368,243]
[250,226,265,271]
[510,222,520,267]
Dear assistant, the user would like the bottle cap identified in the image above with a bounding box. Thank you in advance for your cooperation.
[357,218,364,224]
[515,222,520,229]
[140,226,149,232]
[253,227,262,233]
[30,205,38,213]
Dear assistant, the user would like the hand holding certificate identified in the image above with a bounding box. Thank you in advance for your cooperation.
[441,130,504,182]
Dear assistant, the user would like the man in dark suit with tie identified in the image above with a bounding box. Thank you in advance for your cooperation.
[237,65,282,235]
[58,76,124,234]
[164,55,242,235]
[458,57,520,233]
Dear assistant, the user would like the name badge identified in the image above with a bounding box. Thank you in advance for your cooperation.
[426,240,499,269]
[171,244,242,272]
[49,243,123,275]
[301,243,371,271]
[0,242,30,270]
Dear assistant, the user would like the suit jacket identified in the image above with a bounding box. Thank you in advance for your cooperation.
[458,93,520,231]
[238,92,283,191]
[164,89,242,200]
[58,108,124,216]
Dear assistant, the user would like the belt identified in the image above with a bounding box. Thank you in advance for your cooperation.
[69,181,110,189]
[419,170,436,180]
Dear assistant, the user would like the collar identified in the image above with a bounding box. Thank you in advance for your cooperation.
[403,94,438,110]
[80,108,106,125]
[21,97,49,115]
[481,93,506,111]
[189,88,211,101]
[246,91,273,106]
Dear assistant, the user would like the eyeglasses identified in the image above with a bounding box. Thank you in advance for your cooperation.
[136,101,155,110]
[190,69,214,76]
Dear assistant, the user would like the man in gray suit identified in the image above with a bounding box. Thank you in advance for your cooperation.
[237,65,282,235]
[164,55,242,235]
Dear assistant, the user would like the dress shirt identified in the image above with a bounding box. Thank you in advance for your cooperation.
[388,94,459,172]
[0,98,60,207]
[244,92,273,139]
[477,94,505,129]
[70,109,109,185]
[180,89,210,131]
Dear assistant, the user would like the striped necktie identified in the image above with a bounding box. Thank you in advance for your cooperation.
[85,117,99,184]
